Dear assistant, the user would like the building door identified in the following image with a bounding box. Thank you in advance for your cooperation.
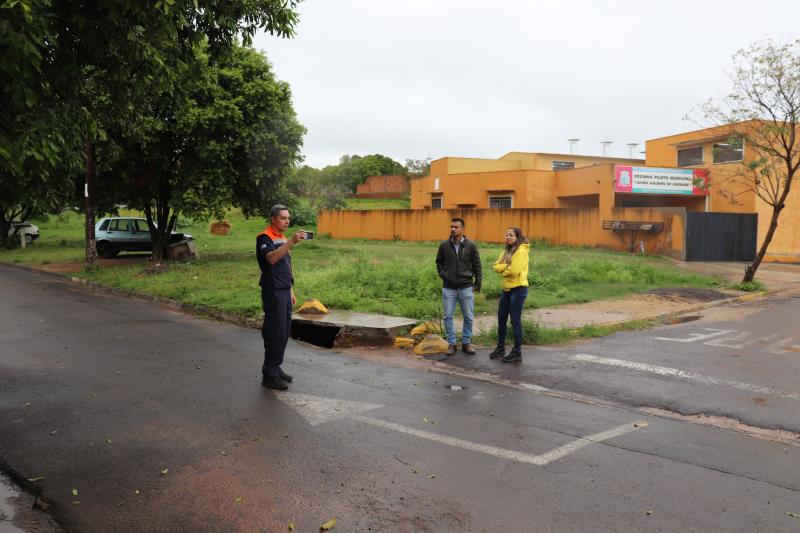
[685,213,757,261]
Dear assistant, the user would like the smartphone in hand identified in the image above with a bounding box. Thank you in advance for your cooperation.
[304,231,314,240]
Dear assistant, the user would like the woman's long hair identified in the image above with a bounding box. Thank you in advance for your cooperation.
[501,227,528,264]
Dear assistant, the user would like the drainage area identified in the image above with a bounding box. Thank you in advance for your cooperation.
[289,310,417,349]
[290,322,342,349]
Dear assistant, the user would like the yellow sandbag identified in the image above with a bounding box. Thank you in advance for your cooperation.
[393,337,416,349]
[297,298,329,314]
[410,321,443,336]
[412,334,450,355]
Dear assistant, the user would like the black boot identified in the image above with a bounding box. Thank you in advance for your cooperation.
[488,345,505,359]
[261,375,289,390]
[502,349,522,363]
[279,369,293,383]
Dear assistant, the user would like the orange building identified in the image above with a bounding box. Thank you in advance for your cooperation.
[321,124,800,262]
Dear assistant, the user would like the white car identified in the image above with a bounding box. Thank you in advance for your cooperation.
[8,222,40,245]
[94,217,191,258]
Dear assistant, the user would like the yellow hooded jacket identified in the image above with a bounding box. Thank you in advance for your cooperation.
[492,242,530,291]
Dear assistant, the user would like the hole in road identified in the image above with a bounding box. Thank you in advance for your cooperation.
[290,321,341,349]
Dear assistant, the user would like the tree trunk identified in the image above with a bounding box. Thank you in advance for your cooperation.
[743,205,782,283]
[84,137,98,269]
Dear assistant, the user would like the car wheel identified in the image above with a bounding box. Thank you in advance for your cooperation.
[24,234,33,245]
[97,241,115,258]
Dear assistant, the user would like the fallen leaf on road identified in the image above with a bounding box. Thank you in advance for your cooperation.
[787,512,800,519]
[252,437,262,442]
[134,490,140,495]
[71,501,80,505]
[160,469,169,476]
[71,488,78,496]
[428,475,437,479]
[633,421,649,428]
[27,476,43,482]
[105,438,112,444]
[412,469,419,474]
[235,496,242,503]
[49,430,58,435]
[423,417,429,423]
[288,523,295,531]
[26,403,31,407]
[320,517,336,530]
[646,511,653,516]
[220,451,227,456]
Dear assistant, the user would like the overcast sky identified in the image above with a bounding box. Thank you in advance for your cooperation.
[253,0,800,168]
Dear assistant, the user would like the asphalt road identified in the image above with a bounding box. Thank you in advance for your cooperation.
[2,264,800,532]
[450,291,800,434]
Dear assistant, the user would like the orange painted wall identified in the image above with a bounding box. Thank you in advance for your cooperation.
[647,122,800,261]
[319,208,685,256]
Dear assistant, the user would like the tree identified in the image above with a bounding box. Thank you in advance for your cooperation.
[107,44,304,261]
[700,39,800,283]
[287,165,348,211]
[327,154,405,193]
[405,158,432,178]
[0,1,83,247]
[6,0,301,266]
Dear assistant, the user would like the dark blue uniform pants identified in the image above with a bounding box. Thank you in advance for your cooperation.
[261,287,292,378]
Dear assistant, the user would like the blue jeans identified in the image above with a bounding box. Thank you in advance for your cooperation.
[442,286,474,345]
[497,286,528,351]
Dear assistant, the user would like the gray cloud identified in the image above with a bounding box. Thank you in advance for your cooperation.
[253,0,799,167]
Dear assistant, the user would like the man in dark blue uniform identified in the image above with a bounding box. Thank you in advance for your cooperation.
[256,205,308,390]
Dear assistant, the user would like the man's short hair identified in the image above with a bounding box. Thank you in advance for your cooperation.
[451,217,465,228]
[270,204,289,219]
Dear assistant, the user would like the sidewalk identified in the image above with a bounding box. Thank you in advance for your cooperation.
[454,261,800,333]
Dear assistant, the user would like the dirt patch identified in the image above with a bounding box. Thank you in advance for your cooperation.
[644,287,735,302]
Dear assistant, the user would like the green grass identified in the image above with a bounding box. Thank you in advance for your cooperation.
[1,210,725,321]
[344,198,410,210]
[473,319,657,346]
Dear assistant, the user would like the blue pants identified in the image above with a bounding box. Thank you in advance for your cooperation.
[442,286,474,345]
[261,287,292,378]
[497,286,528,351]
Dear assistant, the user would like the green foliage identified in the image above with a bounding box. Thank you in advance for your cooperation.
[732,280,766,292]
[323,154,406,193]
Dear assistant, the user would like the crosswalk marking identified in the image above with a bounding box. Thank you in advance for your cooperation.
[655,328,800,354]
[572,354,800,401]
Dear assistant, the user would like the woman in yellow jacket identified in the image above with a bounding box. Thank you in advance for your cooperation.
[489,227,530,362]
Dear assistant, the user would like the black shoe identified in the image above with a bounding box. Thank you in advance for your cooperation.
[261,375,289,390]
[502,349,522,363]
[279,369,293,383]
[488,345,505,359]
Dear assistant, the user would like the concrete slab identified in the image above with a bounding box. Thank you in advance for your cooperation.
[292,310,417,346]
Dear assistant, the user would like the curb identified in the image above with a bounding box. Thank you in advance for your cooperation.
[1,261,264,330]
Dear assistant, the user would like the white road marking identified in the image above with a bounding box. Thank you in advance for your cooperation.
[765,337,800,354]
[573,354,800,401]
[275,392,645,466]
[655,328,734,343]
[703,331,752,349]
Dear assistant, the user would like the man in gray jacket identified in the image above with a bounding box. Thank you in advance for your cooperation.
[435,217,482,355]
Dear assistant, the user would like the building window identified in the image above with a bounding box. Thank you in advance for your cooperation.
[552,160,576,170]
[431,197,442,209]
[713,140,744,164]
[677,146,703,167]
[489,196,512,209]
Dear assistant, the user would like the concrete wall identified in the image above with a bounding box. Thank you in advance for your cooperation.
[318,207,685,256]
